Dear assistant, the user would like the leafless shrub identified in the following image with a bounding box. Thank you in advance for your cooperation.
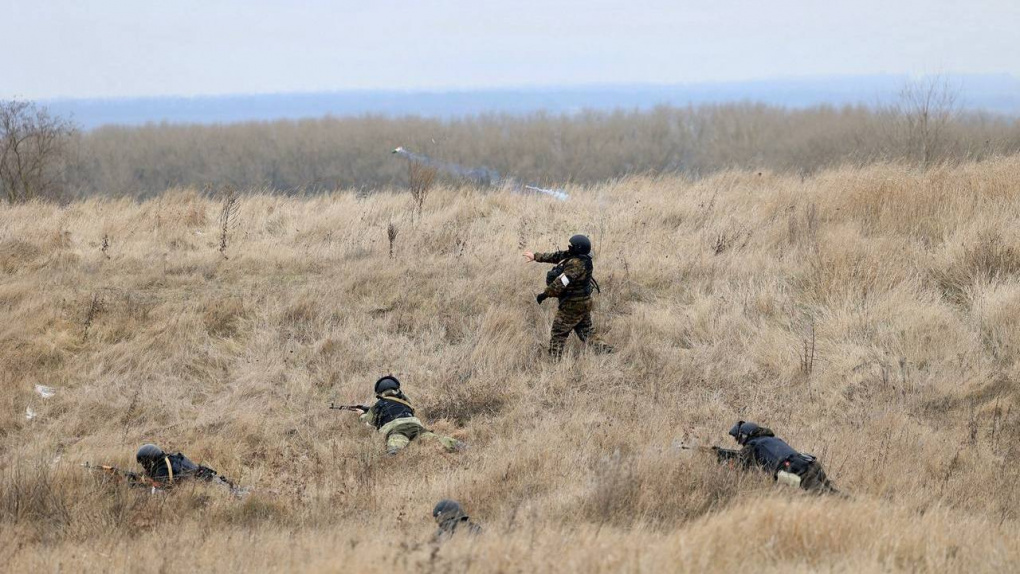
[386,221,398,258]
[0,100,76,203]
[82,293,104,341]
[408,160,437,215]
[800,318,816,375]
[219,187,240,257]
[713,233,729,255]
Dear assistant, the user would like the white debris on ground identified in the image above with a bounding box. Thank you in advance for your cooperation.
[25,406,36,420]
[35,384,56,398]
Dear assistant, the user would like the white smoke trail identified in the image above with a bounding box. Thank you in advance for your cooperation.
[524,185,570,201]
[392,147,569,201]
[392,147,500,186]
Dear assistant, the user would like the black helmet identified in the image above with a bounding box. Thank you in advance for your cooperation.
[568,235,591,255]
[432,499,465,524]
[729,421,760,445]
[136,444,164,469]
[374,375,400,394]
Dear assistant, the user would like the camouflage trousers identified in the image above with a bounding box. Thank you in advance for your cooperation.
[799,461,839,495]
[549,297,611,358]
[381,417,461,455]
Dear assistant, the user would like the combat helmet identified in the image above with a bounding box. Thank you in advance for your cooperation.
[374,375,400,395]
[568,234,591,255]
[136,444,165,471]
[729,421,762,445]
[432,499,466,524]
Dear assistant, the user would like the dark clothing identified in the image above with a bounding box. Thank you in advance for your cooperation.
[146,452,218,484]
[734,430,838,494]
[367,392,416,429]
[743,436,800,475]
[434,516,482,542]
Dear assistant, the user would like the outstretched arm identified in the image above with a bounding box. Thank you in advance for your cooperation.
[530,250,570,264]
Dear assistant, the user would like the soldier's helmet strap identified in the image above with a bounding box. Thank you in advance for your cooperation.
[164,456,173,484]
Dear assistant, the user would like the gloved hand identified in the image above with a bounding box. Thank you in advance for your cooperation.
[536,293,548,305]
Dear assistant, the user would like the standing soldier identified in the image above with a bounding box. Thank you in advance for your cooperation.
[524,234,612,358]
[352,376,464,456]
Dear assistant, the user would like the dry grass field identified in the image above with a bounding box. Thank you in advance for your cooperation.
[2,157,1020,572]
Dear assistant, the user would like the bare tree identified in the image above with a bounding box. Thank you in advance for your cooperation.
[0,100,76,203]
[895,75,960,168]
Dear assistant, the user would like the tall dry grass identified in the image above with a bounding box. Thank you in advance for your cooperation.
[2,157,1020,572]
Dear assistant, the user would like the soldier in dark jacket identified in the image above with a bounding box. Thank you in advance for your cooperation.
[720,421,839,494]
[524,234,612,358]
[135,443,229,487]
[356,376,463,455]
[432,499,482,542]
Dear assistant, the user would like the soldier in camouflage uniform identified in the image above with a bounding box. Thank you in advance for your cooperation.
[432,499,482,542]
[356,376,464,455]
[524,234,612,358]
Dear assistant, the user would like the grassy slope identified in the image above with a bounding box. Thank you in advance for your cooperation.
[2,158,1020,572]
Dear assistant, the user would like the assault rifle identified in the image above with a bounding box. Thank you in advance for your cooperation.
[678,444,743,464]
[198,469,248,497]
[329,401,369,413]
[81,462,158,488]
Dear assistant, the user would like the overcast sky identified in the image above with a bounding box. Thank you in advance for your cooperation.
[4,0,1019,100]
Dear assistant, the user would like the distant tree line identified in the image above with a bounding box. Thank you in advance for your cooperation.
[4,78,1020,202]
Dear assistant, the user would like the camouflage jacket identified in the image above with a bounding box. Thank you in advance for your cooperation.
[534,250,594,299]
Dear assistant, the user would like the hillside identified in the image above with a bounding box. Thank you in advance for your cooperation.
[2,158,1020,572]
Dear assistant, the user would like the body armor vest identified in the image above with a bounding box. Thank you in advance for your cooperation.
[545,254,595,299]
[373,395,415,429]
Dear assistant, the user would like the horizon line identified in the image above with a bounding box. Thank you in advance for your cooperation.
[28,72,1020,105]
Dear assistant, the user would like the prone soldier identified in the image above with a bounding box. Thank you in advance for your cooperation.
[135,444,240,491]
[346,375,464,456]
[715,421,840,495]
[86,444,241,494]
